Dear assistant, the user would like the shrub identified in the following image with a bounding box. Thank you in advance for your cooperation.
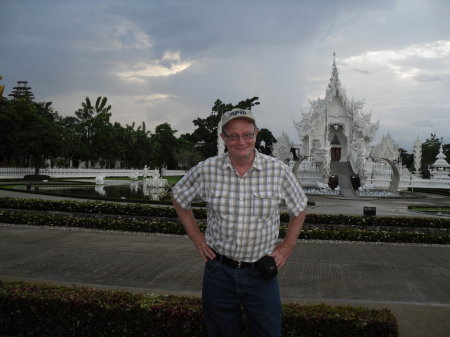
[328,175,339,190]
[0,210,448,244]
[0,280,398,337]
[23,174,51,181]
[350,175,361,190]
[407,187,450,196]
[0,197,448,229]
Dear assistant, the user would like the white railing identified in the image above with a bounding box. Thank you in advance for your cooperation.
[0,167,187,179]
[367,176,450,190]
[161,169,188,176]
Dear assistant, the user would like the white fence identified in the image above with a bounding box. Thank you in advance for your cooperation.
[0,167,187,179]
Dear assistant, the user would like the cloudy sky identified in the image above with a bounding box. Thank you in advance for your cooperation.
[1,0,449,152]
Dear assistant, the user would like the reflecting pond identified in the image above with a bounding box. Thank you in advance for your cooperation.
[15,180,171,201]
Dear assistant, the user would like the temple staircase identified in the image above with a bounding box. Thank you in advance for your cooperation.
[330,162,356,197]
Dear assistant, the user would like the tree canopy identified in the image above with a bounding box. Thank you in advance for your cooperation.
[0,94,279,171]
[6,90,446,176]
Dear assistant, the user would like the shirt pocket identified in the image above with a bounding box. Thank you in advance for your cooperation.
[207,189,231,217]
[252,192,279,219]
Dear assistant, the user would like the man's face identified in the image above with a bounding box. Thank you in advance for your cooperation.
[221,118,258,162]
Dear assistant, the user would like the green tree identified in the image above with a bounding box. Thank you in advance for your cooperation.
[0,98,22,165]
[58,116,84,167]
[444,143,450,163]
[74,96,112,166]
[421,133,442,178]
[174,135,203,169]
[399,148,414,172]
[255,128,277,155]
[151,123,178,169]
[12,100,62,174]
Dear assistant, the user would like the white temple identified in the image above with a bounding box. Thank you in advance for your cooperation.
[285,53,450,193]
[293,53,381,192]
[295,53,378,169]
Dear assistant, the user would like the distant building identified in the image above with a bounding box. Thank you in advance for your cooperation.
[294,53,380,182]
[8,81,35,101]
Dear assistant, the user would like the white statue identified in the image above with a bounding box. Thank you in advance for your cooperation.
[143,165,149,179]
[95,175,105,185]
[129,170,139,181]
[144,170,169,188]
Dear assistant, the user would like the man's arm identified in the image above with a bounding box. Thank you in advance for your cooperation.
[270,209,306,269]
[172,198,216,262]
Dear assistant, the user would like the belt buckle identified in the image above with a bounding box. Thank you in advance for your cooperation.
[237,260,242,268]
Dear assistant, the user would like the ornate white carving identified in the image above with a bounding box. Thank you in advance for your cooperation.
[370,133,400,162]
[430,145,450,179]
[413,136,422,174]
[273,132,293,163]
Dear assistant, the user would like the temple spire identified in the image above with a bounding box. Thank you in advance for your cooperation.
[326,52,342,99]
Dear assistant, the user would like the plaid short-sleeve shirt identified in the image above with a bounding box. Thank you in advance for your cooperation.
[172,150,308,262]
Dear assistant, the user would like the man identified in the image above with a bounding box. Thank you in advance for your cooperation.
[172,108,307,337]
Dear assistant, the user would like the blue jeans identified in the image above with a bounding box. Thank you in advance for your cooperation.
[202,258,282,337]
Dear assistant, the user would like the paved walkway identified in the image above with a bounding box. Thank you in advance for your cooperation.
[1,188,450,337]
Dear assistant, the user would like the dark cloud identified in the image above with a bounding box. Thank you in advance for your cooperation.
[1,0,449,150]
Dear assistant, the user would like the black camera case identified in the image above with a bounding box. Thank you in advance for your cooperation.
[256,256,278,280]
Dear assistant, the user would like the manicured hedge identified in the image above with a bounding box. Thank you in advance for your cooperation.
[23,174,51,181]
[0,280,398,337]
[0,210,190,235]
[407,187,450,196]
[285,213,450,229]
[1,210,448,244]
[1,197,449,229]
[407,205,450,211]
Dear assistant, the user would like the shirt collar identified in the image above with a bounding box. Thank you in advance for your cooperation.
[222,149,263,172]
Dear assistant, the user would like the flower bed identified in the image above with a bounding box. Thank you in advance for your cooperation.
[0,209,448,244]
[0,280,398,337]
[0,197,448,229]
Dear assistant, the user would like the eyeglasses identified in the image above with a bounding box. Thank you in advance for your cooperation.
[223,130,257,141]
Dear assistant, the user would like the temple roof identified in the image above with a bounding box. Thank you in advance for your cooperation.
[431,145,450,168]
